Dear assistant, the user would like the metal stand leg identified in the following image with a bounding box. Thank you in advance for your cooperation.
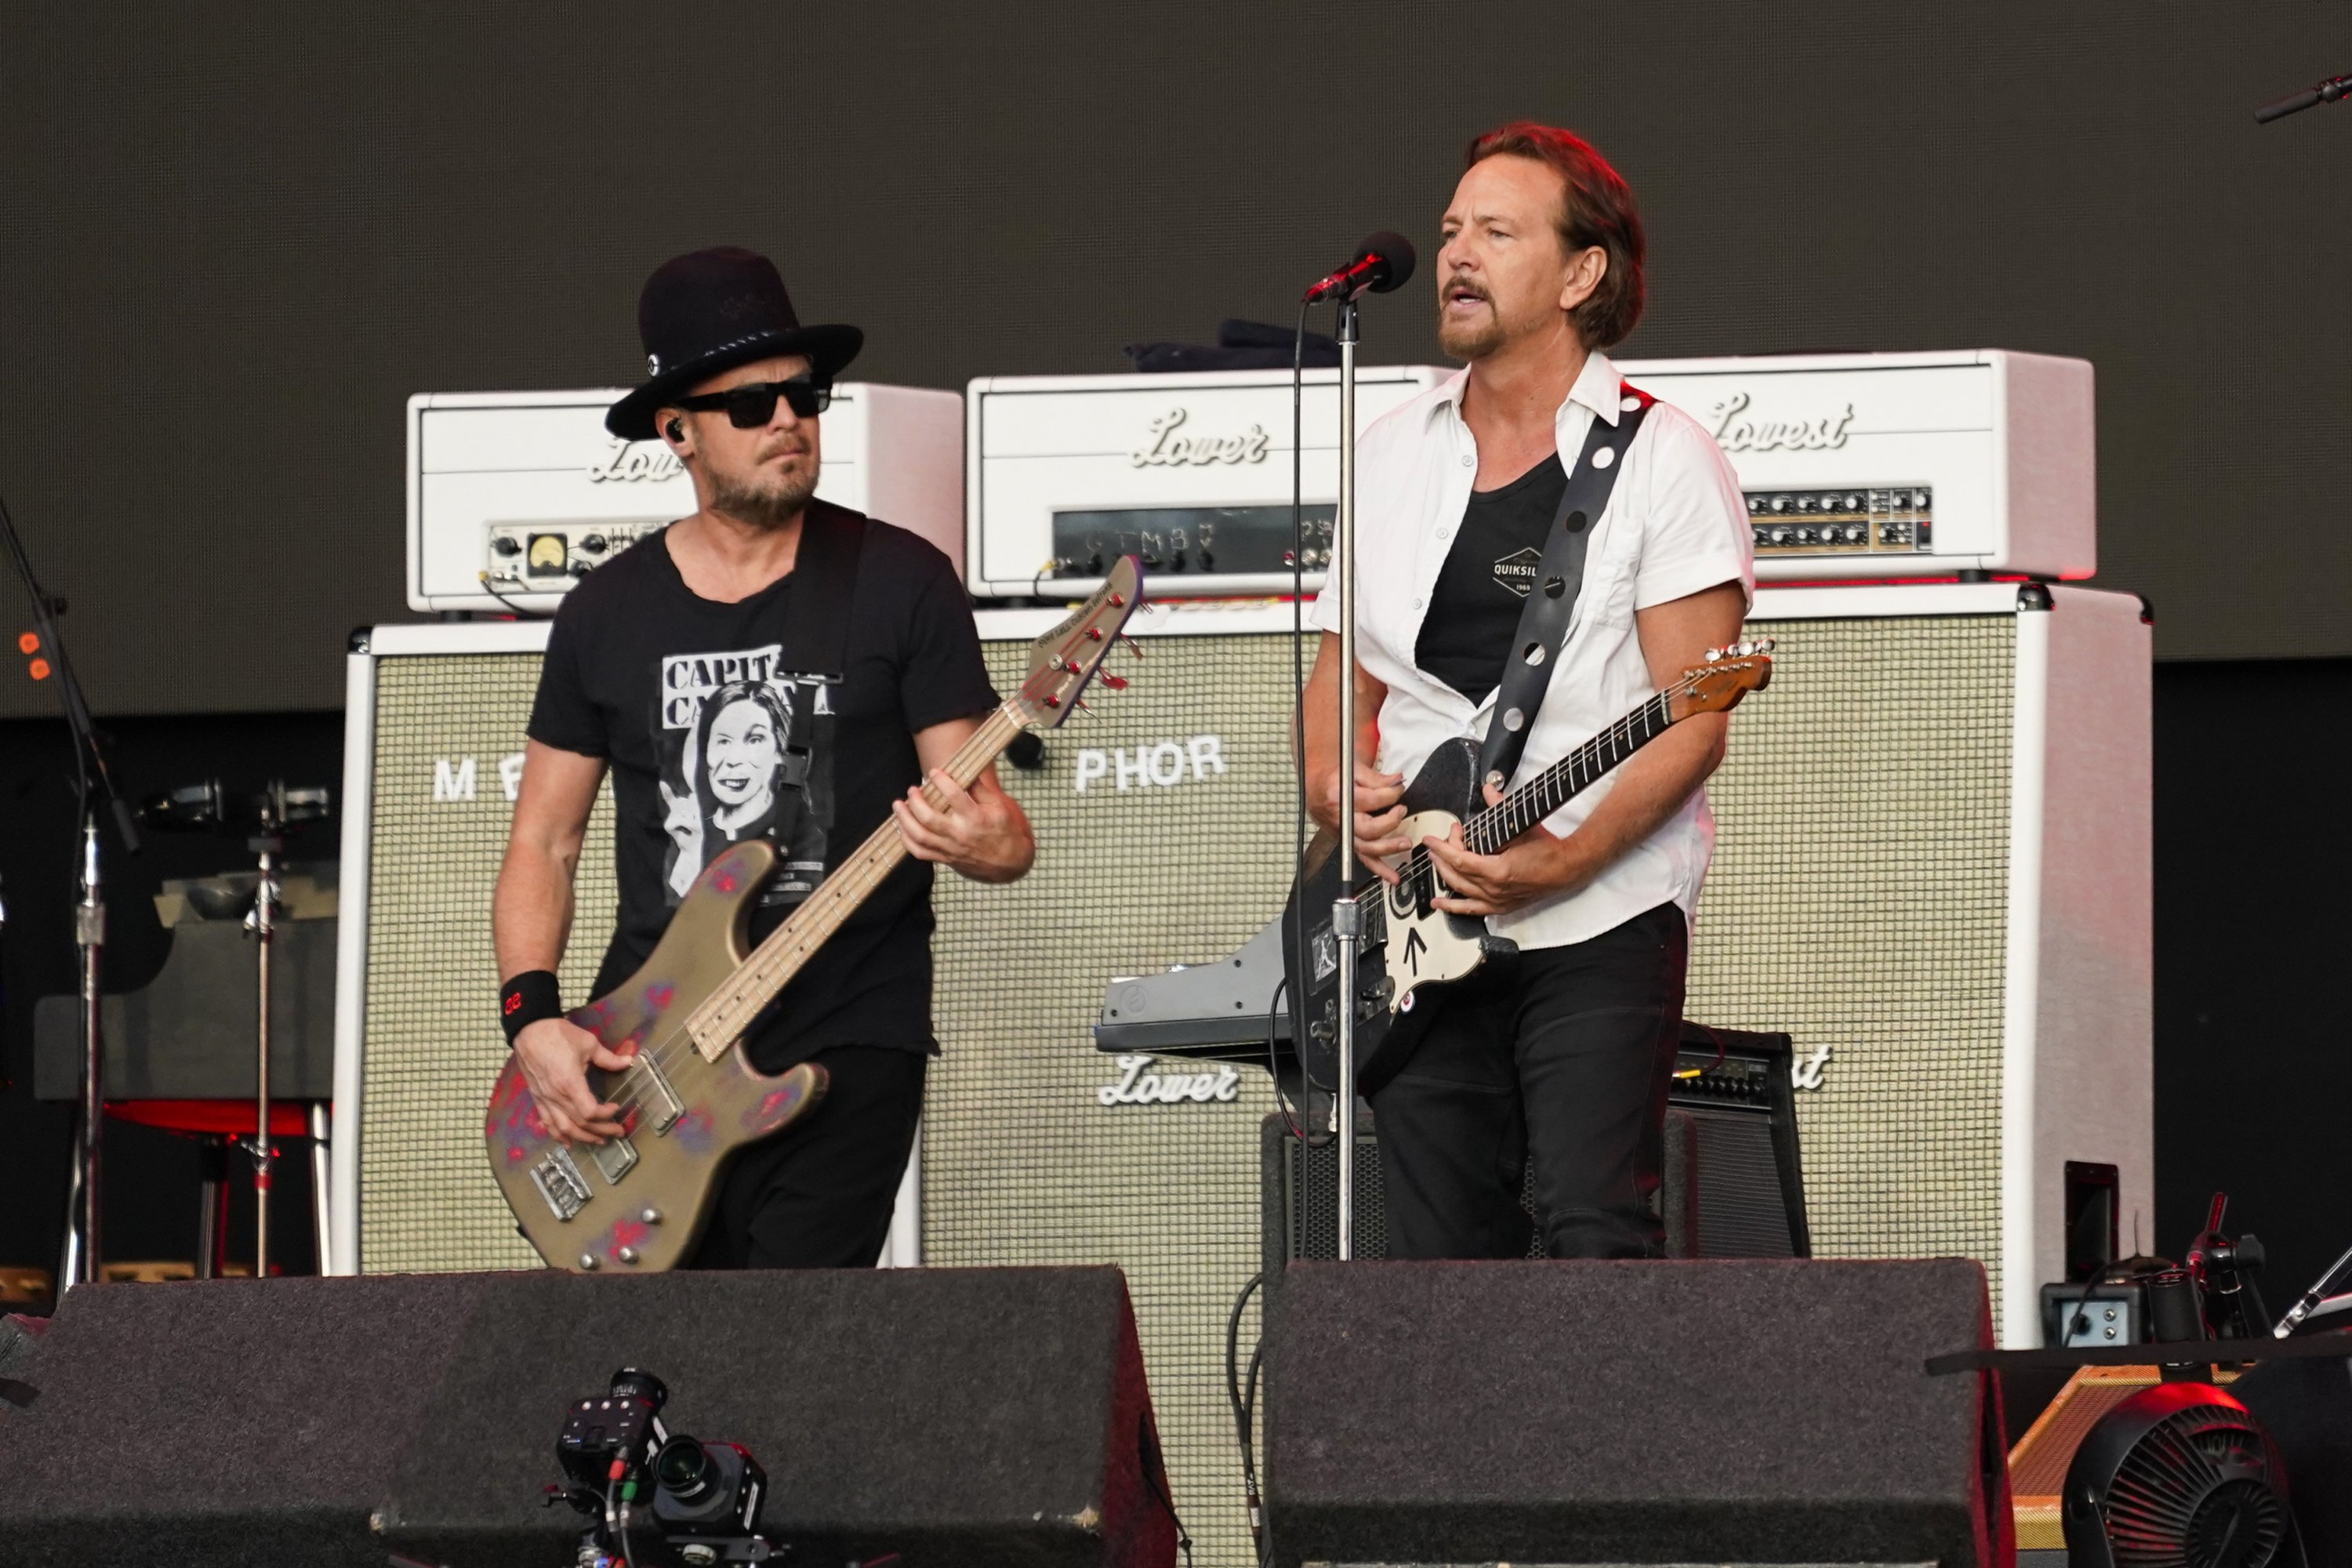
[244,821,284,1279]
[196,1134,228,1280]
[60,811,106,1292]
[1332,298,1362,1261]
[308,1102,332,1274]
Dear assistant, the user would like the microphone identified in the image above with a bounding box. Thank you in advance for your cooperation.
[2255,72,2350,123]
[1303,232,1417,303]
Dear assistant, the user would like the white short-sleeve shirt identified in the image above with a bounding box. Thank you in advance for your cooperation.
[1308,350,1754,950]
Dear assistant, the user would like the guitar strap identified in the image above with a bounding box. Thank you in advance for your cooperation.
[1474,381,1654,791]
[766,502,867,891]
[776,500,866,680]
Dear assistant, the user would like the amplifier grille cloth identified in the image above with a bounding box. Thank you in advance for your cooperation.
[1686,613,2013,1305]
[351,613,2016,1568]
[927,633,1299,1568]
[358,654,607,1275]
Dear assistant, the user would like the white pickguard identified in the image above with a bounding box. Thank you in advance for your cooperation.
[1379,808,1498,1014]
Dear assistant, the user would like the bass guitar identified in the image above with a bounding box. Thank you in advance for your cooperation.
[1282,639,1773,1098]
[488,558,1145,1272]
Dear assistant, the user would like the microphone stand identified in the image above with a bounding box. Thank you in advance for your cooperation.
[0,490,138,1296]
[1331,295,1362,1260]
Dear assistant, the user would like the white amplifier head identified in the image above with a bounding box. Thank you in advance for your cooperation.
[405,383,964,615]
[1617,349,2096,582]
[964,365,1450,600]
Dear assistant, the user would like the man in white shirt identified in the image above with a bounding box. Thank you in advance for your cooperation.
[1302,122,1753,1259]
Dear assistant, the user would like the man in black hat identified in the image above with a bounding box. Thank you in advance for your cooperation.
[492,247,1033,1269]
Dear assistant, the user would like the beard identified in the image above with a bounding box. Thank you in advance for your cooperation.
[1436,289,1506,361]
[707,457,818,529]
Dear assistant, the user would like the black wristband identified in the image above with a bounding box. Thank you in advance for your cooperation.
[500,970,563,1044]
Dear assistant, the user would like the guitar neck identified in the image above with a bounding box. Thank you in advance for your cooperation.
[685,701,1027,1054]
[1462,691,1674,855]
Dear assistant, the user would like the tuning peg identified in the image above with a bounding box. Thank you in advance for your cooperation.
[1085,627,1105,641]
[1120,637,1145,659]
[1703,646,1723,662]
[1097,672,1129,691]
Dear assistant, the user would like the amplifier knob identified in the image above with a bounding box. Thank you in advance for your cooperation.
[1746,495,1764,514]
[1751,525,1767,545]
[492,537,521,556]
[1796,495,1817,513]
[1845,492,1864,510]
[1769,528,1792,546]
[1769,495,1791,514]
[579,534,608,554]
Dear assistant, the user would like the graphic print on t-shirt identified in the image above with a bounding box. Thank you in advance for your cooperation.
[1493,545,1543,598]
[656,641,830,908]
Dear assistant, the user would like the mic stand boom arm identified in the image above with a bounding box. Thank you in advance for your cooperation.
[0,490,139,1293]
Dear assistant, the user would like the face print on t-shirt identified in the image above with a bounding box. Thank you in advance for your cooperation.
[656,644,829,903]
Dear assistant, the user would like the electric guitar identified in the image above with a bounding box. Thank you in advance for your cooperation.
[1282,640,1773,1098]
[487,558,1146,1272]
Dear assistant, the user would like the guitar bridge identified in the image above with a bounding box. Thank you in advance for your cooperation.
[530,1146,590,1222]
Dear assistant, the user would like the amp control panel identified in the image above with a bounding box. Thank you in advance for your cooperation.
[1746,486,1933,557]
[483,519,666,595]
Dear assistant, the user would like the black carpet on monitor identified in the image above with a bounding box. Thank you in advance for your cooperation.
[0,1267,1173,1568]
[1264,1258,2005,1567]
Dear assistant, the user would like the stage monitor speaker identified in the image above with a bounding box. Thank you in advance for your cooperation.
[1260,1023,1809,1273]
[339,582,2149,1566]
[1264,1258,2009,1568]
[0,1269,1174,1568]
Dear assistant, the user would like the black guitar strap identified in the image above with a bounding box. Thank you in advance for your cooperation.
[775,499,867,681]
[1474,382,1655,791]
[762,501,867,887]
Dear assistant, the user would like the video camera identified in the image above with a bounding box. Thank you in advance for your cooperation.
[549,1367,774,1566]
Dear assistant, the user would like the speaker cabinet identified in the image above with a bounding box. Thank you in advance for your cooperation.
[0,1269,1172,1568]
[336,582,2148,1568]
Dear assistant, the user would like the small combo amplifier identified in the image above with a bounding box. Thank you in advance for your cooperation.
[405,383,963,615]
[1261,1023,1810,1272]
[1618,348,2095,581]
[962,365,1446,600]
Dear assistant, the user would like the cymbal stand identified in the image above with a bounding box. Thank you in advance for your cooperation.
[242,785,287,1279]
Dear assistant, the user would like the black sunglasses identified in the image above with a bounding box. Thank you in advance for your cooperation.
[672,376,833,429]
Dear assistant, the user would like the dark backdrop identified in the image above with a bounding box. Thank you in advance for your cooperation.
[1,5,2349,722]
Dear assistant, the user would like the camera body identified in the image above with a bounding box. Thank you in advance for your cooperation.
[551,1368,776,1567]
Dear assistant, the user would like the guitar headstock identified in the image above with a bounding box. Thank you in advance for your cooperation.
[1667,637,1774,720]
[1013,556,1146,729]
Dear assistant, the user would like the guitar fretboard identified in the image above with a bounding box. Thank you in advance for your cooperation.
[684,702,1025,1059]
[1461,691,1674,855]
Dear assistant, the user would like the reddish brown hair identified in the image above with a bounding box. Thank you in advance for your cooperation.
[1465,121,1646,349]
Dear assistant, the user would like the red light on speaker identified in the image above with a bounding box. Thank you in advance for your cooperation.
[16,631,36,655]
[27,657,51,681]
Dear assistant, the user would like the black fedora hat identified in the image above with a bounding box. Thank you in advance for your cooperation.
[605,248,863,440]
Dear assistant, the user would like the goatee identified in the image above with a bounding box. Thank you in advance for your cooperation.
[1437,301,1504,361]
[708,466,818,529]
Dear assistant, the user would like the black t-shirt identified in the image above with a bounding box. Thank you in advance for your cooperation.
[1414,453,1568,700]
[525,508,997,1069]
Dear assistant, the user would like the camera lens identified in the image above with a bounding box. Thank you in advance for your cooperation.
[655,1436,716,1503]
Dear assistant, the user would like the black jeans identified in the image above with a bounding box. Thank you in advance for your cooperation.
[688,1045,927,1270]
[1369,902,1686,1261]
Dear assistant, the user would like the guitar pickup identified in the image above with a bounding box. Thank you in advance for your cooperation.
[632,1052,685,1134]
[530,1146,590,1221]
[590,1135,639,1185]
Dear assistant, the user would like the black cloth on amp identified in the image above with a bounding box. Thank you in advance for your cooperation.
[1414,453,1570,701]
[1368,902,1688,1260]
[526,506,997,1069]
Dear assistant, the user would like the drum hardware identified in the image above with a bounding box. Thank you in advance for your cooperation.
[139,779,336,1277]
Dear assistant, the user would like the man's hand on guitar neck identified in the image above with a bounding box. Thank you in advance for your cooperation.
[514,1016,633,1146]
[1420,779,1595,917]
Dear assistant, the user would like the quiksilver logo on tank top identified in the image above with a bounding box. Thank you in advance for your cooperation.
[1493,545,1542,598]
